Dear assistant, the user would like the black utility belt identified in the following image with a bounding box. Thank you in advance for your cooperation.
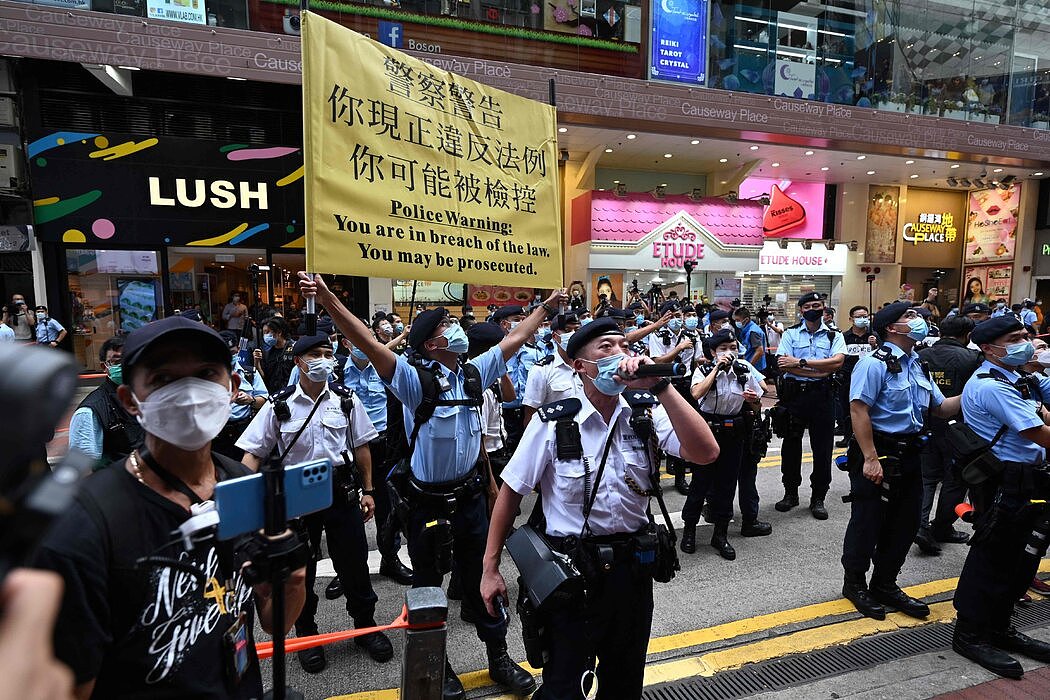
[407,466,485,506]
[872,430,930,455]
[701,413,749,431]
[783,377,833,391]
[547,530,645,565]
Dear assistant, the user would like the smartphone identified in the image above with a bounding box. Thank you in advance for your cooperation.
[214,459,333,540]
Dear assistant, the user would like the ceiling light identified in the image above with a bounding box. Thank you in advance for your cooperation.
[910,174,919,179]
[1035,172,1045,177]
[750,145,759,151]
[804,150,814,156]
[992,168,1003,173]
[558,127,567,133]
[820,166,829,171]
[857,155,866,160]
[905,159,915,164]
[866,170,876,175]
[719,158,728,163]
[771,162,780,167]
[226,76,247,81]
[613,179,620,184]
[604,148,613,153]
[117,65,141,71]
[720,180,728,185]
[660,183,668,187]
[690,139,700,145]
[950,164,960,169]
[664,153,673,158]
[626,134,637,140]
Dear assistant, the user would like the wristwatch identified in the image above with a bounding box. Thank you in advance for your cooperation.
[651,378,672,395]
[798,358,808,369]
[361,489,376,496]
[540,302,558,316]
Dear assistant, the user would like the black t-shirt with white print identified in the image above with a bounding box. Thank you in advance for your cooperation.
[34,453,264,699]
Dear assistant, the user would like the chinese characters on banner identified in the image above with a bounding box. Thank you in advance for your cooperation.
[965,185,1020,264]
[302,12,563,286]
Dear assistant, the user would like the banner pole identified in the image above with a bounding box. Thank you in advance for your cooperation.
[408,281,419,324]
[548,78,556,107]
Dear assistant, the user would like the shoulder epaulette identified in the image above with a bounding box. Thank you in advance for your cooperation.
[328,381,353,398]
[871,345,902,373]
[271,384,296,402]
[788,321,803,330]
[624,389,659,408]
[537,397,582,423]
[535,355,555,366]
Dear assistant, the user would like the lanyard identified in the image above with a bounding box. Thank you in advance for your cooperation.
[138,447,226,505]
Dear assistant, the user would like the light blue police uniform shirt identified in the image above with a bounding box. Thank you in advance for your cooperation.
[776,322,847,381]
[0,324,14,342]
[230,358,269,422]
[1021,308,1038,327]
[35,318,64,343]
[385,344,506,483]
[962,360,1046,464]
[850,341,945,434]
[504,343,544,410]
[344,357,389,433]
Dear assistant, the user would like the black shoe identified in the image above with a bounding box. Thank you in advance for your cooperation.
[842,572,886,620]
[869,581,929,618]
[774,491,799,512]
[355,630,394,662]
[953,624,1024,679]
[835,437,850,448]
[444,660,466,700]
[809,498,828,521]
[933,528,970,544]
[741,520,772,537]
[486,641,537,694]
[324,577,342,600]
[674,471,690,497]
[914,527,942,555]
[297,645,327,674]
[710,523,736,561]
[989,627,1050,662]
[680,524,697,554]
[379,556,414,585]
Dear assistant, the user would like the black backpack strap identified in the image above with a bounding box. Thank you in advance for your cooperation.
[622,389,678,543]
[535,355,555,367]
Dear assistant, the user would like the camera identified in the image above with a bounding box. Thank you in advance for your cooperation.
[283,8,301,35]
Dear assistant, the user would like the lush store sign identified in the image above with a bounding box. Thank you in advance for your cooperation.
[650,0,708,85]
[902,212,958,245]
[27,130,304,248]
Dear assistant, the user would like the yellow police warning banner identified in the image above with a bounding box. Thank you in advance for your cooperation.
[302,12,563,287]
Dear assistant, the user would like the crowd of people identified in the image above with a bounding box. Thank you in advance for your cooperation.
[16,275,1050,699]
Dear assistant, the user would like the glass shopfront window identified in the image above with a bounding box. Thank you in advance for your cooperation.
[707,0,1050,129]
[26,0,249,27]
[66,248,163,372]
[167,247,269,331]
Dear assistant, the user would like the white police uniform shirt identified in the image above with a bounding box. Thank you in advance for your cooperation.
[647,328,695,368]
[501,393,683,538]
[481,385,505,454]
[522,351,581,409]
[690,359,765,416]
[236,382,378,466]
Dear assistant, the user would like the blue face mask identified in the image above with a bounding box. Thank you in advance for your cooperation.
[635,314,645,325]
[854,317,870,329]
[558,331,574,352]
[684,317,699,330]
[897,317,928,341]
[262,333,275,348]
[582,352,628,396]
[668,318,683,332]
[350,347,369,362]
[580,318,592,326]
[441,324,470,354]
[394,322,405,333]
[993,341,1035,367]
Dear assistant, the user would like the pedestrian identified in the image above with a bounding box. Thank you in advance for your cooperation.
[733,307,767,372]
[237,332,393,673]
[840,301,960,620]
[1020,299,1038,328]
[951,316,1050,679]
[221,292,248,333]
[258,316,296,391]
[33,305,66,347]
[823,306,839,330]
[480,317,718,699]
[773,292,846,519]
[33,316,308,698]
[920,288,942,323]
[299,272,555,699]
[838,306,879,446]
[0,317,13,342]
[210,330,268,461]
[914,316,981,555]
[3,293,35,342]
[682,331,768,559]
[67,336,145,467]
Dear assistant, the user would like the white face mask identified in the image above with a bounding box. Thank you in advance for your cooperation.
[1036,349,1050,368]
[133,377,232,450]
[303,357,335,382]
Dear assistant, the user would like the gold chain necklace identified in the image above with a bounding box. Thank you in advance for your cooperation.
[128,450,146,485]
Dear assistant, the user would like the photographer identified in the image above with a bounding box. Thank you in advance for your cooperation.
[33,316,306,698]
[67,337,144,467]
[3,293,35,343]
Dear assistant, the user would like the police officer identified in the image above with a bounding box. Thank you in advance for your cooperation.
[481,318,719,699]
[914,316,981,554]
[237,333,393,672]
[468,322,516,483]
[494,304,544,455]
[961,302,992,323]
[343,338,414,585]
[682,331,767,559]
[522,313,582,427]
[841,302,960,620]
[211,330,268,461]
[258,316,296,391]
[68,336,145,466]
[953,316,1050,679]
[299,273,554,699]
[774,292,847,519]
[648,301,697,495]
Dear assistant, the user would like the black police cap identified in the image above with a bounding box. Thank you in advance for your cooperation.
[971,316,1024,346]
[659,299,681,315]
[292,333,333,356]
[603,307,630,320]
[961,302,992,316]
[219,330,240,348]
[681,303,696,313]
[491,305,525,322]
[122,316,230,375]
[872,301,914,336]
[408,307,448,350]
[709,308,731,322]
[551,313,579,331]
[797,292,822,307]
[467,322,504,357]
[180,308,203,322]
[566,317,624,359]
[703,330,737,359]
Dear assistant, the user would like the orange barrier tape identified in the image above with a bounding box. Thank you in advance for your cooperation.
[256,605,446,659]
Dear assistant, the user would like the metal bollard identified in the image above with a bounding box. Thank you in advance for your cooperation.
[400,587,448,700]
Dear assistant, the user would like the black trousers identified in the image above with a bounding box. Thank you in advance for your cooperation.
[840,443,922,583]
[955,464,1049,632]
[919,433,968,535]
[405,488,506,644]
[503,407,525,455]
[683,429,744,525]
[211,418,252,462]
[369,436,403,558]
[836,377,852,438]
[780,383,835,497]
[737,453,761,523]
[298,489,379,630]
[535,564,654,700]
